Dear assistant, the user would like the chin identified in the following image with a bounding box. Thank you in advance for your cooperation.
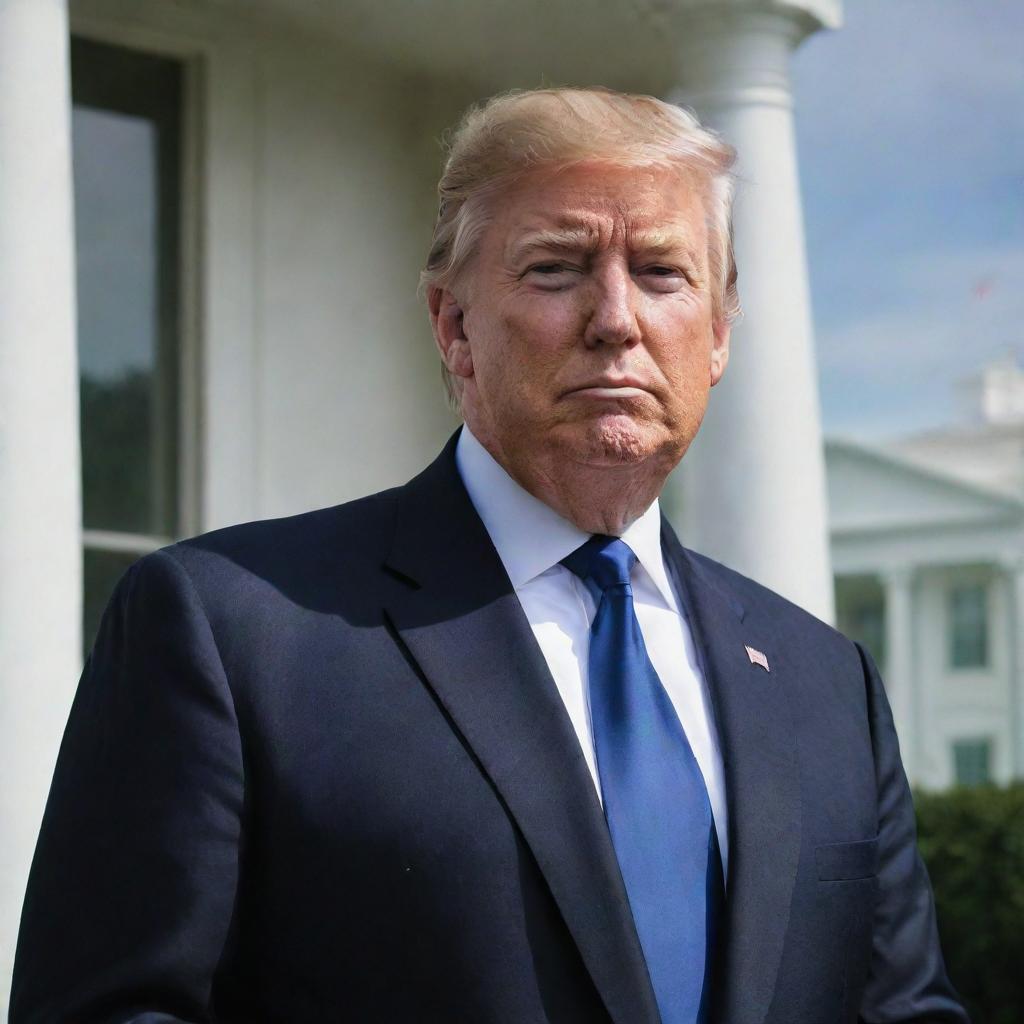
[568,417,665,466]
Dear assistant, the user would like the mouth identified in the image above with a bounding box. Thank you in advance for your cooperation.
[561,378,653,400]
[568,386,649,400]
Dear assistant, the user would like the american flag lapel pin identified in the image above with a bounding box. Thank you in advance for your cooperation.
[744,645,770,672]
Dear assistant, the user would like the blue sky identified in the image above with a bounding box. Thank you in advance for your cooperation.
[791,0,1024,439]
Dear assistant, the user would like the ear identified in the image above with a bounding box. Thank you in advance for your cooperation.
[428,286,474,380]
[709,316,731,387]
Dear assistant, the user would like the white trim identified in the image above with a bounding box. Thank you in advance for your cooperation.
[198,33,261,530]
[178,48,204,538]
[69,3,218,60]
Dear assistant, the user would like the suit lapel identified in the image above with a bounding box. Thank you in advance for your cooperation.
[662,521,802,1024]
[382,435,661,1024]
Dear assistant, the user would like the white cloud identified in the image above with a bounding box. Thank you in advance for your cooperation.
[791,1,1024,440]
[794,0,1024,191]
[815,241,1024,435]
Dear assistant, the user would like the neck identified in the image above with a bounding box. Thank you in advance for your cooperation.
[526,462,667,535]
[471,429,674,536]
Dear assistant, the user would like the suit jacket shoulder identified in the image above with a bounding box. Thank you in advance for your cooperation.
[666,531,869,724]
[166,485,401,597]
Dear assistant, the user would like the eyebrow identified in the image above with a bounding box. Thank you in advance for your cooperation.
[507,225,702,267]
[507,227,599,263]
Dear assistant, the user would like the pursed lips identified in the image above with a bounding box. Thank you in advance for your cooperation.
[561,377,653,399]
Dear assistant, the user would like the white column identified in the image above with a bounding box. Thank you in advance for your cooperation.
[882,567,917,782]
[668,0,840,622]
[0,0,81,1009]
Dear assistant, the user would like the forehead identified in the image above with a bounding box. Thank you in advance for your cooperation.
[490,161,709,256]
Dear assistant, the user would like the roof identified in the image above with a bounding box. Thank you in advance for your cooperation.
[824,436,1024,536]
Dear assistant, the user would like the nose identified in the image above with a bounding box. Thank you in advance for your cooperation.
[583,263,641,349]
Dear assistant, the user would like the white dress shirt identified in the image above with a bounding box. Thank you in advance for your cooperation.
[455,426,729,873]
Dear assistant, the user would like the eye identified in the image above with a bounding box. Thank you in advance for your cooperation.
[523,262,580,288]
[637,264,687,291]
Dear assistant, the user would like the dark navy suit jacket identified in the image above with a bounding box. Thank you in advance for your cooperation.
[11,433,968,1023]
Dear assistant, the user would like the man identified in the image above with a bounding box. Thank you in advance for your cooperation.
[12,87,967,1023]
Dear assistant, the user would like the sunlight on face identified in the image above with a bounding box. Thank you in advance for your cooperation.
[455,161,729,478]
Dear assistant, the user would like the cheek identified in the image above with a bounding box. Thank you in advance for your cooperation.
[668,341,712,384]
[510,294,584,350]
[655,298,714,361]
[647,312,716,401]
[479,303,578,392]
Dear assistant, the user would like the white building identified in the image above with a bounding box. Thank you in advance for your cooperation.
[827,357,1024,792]
[0,0,842,1008]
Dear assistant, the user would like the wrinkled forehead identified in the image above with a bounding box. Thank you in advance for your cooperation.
[487,160,710,262]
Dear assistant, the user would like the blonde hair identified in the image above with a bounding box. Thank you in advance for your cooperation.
[421,86,740,405]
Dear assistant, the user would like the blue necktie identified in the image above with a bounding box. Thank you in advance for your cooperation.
[562,535,722,1024]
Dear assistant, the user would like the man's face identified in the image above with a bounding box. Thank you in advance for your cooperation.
[432,160,730,481]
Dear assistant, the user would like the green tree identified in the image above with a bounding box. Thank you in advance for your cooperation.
[916,784,1024,1024]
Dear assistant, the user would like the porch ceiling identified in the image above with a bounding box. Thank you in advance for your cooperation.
[206,0,841,90]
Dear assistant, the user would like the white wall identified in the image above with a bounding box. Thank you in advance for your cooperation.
[241,40,465,523]
[915,566,1015,789]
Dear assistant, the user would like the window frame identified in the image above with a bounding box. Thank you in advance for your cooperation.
[951,737,994,787]
[834,574,888,673]
[947,578,991,671]
[71,29,203,651]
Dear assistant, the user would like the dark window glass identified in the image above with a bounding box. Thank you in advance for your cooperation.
[835,575,887,670]
[953,739,992,787]
[82,548,142,656]
[949,583,988,669]
[72,37,182,538]
[71,37,184,655]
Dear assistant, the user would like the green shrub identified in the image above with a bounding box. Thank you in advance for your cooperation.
[915,783,1024,1024]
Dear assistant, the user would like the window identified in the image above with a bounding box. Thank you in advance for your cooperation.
[948,582,989,669]
[71,37,188,655]
[952,739,992,787]
[835,576,886,670]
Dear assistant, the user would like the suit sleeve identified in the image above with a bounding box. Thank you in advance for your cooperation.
[9,549,244,1024]
[855,641,971,1024]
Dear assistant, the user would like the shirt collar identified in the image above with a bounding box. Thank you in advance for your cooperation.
[455,425,678,611]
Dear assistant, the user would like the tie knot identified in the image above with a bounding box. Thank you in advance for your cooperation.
[561,535,637,592]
